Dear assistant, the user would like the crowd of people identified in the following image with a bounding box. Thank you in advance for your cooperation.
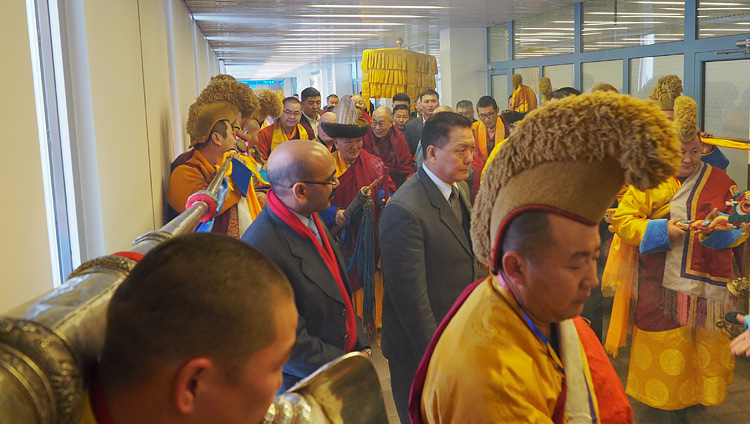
[81,72,750,424]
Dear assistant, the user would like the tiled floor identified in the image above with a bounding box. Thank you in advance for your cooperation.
[370,346,401,424]
[370,302,750,424]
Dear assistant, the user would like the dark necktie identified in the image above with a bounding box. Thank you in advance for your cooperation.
[450,185,463,226]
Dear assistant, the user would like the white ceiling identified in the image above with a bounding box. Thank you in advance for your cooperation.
[183,0,580,79]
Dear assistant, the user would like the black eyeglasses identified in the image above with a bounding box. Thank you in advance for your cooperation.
[292,178,339,188]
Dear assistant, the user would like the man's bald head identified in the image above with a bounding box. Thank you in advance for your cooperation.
[317,112,337,145]
[320,112,337,124]
[433,105,453,114]
[373,106,392,119]
[371,107,393,138]
[267,140,332,196]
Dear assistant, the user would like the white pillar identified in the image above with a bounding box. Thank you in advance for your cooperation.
[332,62,354,96]
[439,27,488,109]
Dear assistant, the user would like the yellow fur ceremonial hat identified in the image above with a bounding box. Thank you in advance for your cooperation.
[191,102,239,148]
[592,83,619,93]
[186,79,260,144]
[471,91,682,271]
[673,96,699,144]
[649,75,683,111]
[539,77,552,99]
[256,89,282,120]
[512,73,523,89]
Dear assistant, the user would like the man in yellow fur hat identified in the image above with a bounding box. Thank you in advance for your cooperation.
[607,95,747,421]
[650,75,728,171]
[509,73,538,112]
[410,92,685,424]
[167,102,262,238]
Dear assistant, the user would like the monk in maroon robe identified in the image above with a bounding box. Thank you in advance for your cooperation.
[362,106,415,188]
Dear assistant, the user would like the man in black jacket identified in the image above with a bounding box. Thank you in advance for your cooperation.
[242,139,369,391]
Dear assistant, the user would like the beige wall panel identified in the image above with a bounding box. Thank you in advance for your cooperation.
[139,0,176,227]
[195,29,210,90]
[0,2,55,311]
[83,0,153,253]
[171,0,199,150]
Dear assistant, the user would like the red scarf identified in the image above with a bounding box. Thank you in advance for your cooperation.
[267,189,357,351]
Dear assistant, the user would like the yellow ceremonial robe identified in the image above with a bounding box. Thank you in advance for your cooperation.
[421,275,606,424]
[608,169,740,410]
[510,84,538,112]
[480,137,508,181]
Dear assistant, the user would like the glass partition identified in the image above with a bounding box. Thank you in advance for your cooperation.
[629,54,684,100]
[698,0,750,39]
[512,67,540,106]
[582,60,622,93]
[513,5,575,59]
[583,0,684,51]
[704,59,750,190]
[491,74,509,109]
[543,64,575,91]
[488,24,509,62]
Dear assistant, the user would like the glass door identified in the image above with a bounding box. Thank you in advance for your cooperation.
[490,72,509,111]
[697,54,750,190]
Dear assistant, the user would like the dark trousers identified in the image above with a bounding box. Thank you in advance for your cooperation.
[388,357,419,424]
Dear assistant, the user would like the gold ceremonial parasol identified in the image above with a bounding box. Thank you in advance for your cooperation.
[360,38,438,105]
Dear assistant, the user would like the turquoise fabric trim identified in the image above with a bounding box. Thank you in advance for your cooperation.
[640,218,671,255]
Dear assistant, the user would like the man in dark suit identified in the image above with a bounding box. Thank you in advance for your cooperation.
[379,112,483,423]
[402,89,440,157]
[299,87,322,138]
[242,139,369,392]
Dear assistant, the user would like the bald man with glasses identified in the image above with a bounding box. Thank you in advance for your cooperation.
[242,139,370,392]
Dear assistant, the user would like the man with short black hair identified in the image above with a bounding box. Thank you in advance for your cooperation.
[549,86,582,100]
[86,233,297,424]
[256,97,314,160]
[393,92,415,119]
[299,87,322,137]
[470,95,507,197]
[403,89,440,157]
[392,104,411,132]
[243,140,370,392]
[455,100,476,122]
[325,93,339,111]
[380,111,482,423]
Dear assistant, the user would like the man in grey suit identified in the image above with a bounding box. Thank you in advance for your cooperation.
[379,112,483,423]
[402,89,440,157]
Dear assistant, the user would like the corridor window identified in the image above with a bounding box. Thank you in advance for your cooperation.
[488,24,509,62]
[513,5,574,59]
[629,55,684,100]
[698,0,750,39]
[583,0,684,51]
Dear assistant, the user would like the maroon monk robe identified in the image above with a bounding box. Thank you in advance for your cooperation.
[331,149,396,291]
[361,127,415,188]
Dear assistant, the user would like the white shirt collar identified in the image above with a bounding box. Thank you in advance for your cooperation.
[422,164,454,202]
[290,210,311,228]
[302,112,319,137]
